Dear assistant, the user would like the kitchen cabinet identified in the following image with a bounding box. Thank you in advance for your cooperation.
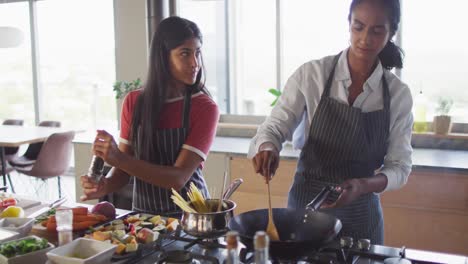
[381,167,468,255]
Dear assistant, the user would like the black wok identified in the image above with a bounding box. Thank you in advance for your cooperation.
[228,186,342,260]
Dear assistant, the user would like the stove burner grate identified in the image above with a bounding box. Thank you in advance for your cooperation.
[156,249,219,264]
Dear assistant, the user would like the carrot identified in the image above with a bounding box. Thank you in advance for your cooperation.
[46,221,57,232]
[48,214,107,223]
[72,207,89,215]
[41,220,48,227]
[72,220,100,231]
[46,220,101,232]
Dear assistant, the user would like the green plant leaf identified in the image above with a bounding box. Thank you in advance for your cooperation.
[270,98,278,107]
[435,97,454,115]
[268,88,282,106]
[268,88,281,96]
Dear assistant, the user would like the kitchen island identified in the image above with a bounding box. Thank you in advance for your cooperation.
[73,134,468,256]
[9,195,467,264]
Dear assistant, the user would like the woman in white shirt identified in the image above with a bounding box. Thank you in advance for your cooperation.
[249,0,413,244]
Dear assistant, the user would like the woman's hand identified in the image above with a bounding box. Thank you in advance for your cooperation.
[252,142,280,183]
[93,130,123,167]
[80,175,107,201]
[321,178,365,209]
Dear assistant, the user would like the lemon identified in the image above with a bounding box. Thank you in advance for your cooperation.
[1,206,25,218]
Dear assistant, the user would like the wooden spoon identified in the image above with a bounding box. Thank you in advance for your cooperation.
[266,178,280,241]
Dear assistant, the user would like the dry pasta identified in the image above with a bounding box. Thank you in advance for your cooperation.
[171,183,211,213]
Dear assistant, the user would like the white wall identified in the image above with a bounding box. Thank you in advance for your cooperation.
[113,0,148,84]
[113,0,148,123]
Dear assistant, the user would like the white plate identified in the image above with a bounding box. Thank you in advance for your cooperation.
[47,238,116,264]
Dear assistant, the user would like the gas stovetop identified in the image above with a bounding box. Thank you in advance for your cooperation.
[116,231,467,264]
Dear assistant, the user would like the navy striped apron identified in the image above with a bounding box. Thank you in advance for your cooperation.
[287,53,390,244]
[132,91,209,216]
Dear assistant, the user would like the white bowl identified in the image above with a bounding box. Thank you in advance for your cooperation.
[46,238,117,264]
[0,218,34,237]
[0,235,54,264]
[0,229,19,243]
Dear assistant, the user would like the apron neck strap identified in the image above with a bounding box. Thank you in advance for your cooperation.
[181,89,193,129]
[382,75,390,112]
[322,52,342,98]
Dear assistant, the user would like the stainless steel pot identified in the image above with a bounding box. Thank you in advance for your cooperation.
[181,199,236,239]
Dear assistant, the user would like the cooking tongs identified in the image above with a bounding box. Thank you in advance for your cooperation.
[303,186,339,223]
[305,186,339,211]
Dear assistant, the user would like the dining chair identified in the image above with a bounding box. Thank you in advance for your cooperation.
[10,131,75,199]
[1,119,24,158]
[1,119,24,192]
[0,163,14,193]
[9,120,61,167]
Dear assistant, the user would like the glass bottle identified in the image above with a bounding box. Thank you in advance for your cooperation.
[254,231,270,264]
[413,89,428,133]
[225,231,240,264]
[88,155,105,182]
[55,209,73,246]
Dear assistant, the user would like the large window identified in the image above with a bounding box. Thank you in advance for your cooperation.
[179,0,468,123]
[401,0,468,122]
[0,0,116,130]
[282,0,351,81]
[0,2,34,124]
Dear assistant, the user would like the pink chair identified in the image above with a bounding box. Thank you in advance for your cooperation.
[10,131,75,198]
[9,120,61,167]
[2,119,24,159]
[1,119,24,192]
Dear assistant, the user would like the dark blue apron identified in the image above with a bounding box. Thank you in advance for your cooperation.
[287,53,390,244]
[132,91,209,216]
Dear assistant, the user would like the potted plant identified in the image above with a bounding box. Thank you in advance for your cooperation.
[433,97,453,135]
[113,78,141,127]
[113,78,142,100]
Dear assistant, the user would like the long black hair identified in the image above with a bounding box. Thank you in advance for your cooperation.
[348,0,404,70]
[131,16,208,161]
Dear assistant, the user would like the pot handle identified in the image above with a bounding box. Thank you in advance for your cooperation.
[305,186,334,211]
[223,178,243,200]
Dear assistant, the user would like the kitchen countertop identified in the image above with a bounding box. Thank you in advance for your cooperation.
[210,137,468,172]
[74,131,468,172]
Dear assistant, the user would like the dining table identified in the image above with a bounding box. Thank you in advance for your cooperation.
[0,125,70,189]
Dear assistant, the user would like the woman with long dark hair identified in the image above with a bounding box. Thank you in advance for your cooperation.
[81,16,219,216]
[249,0,412,244]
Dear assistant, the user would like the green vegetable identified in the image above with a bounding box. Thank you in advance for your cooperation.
[0,237,49,258]
[35,208,56,223]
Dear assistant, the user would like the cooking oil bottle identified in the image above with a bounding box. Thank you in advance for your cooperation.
[413,88,428,133]
[254,231,271,264]
[225,231,241,264]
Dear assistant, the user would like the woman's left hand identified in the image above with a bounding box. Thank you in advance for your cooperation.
[93,130,123,167]
[321,178,365,209]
